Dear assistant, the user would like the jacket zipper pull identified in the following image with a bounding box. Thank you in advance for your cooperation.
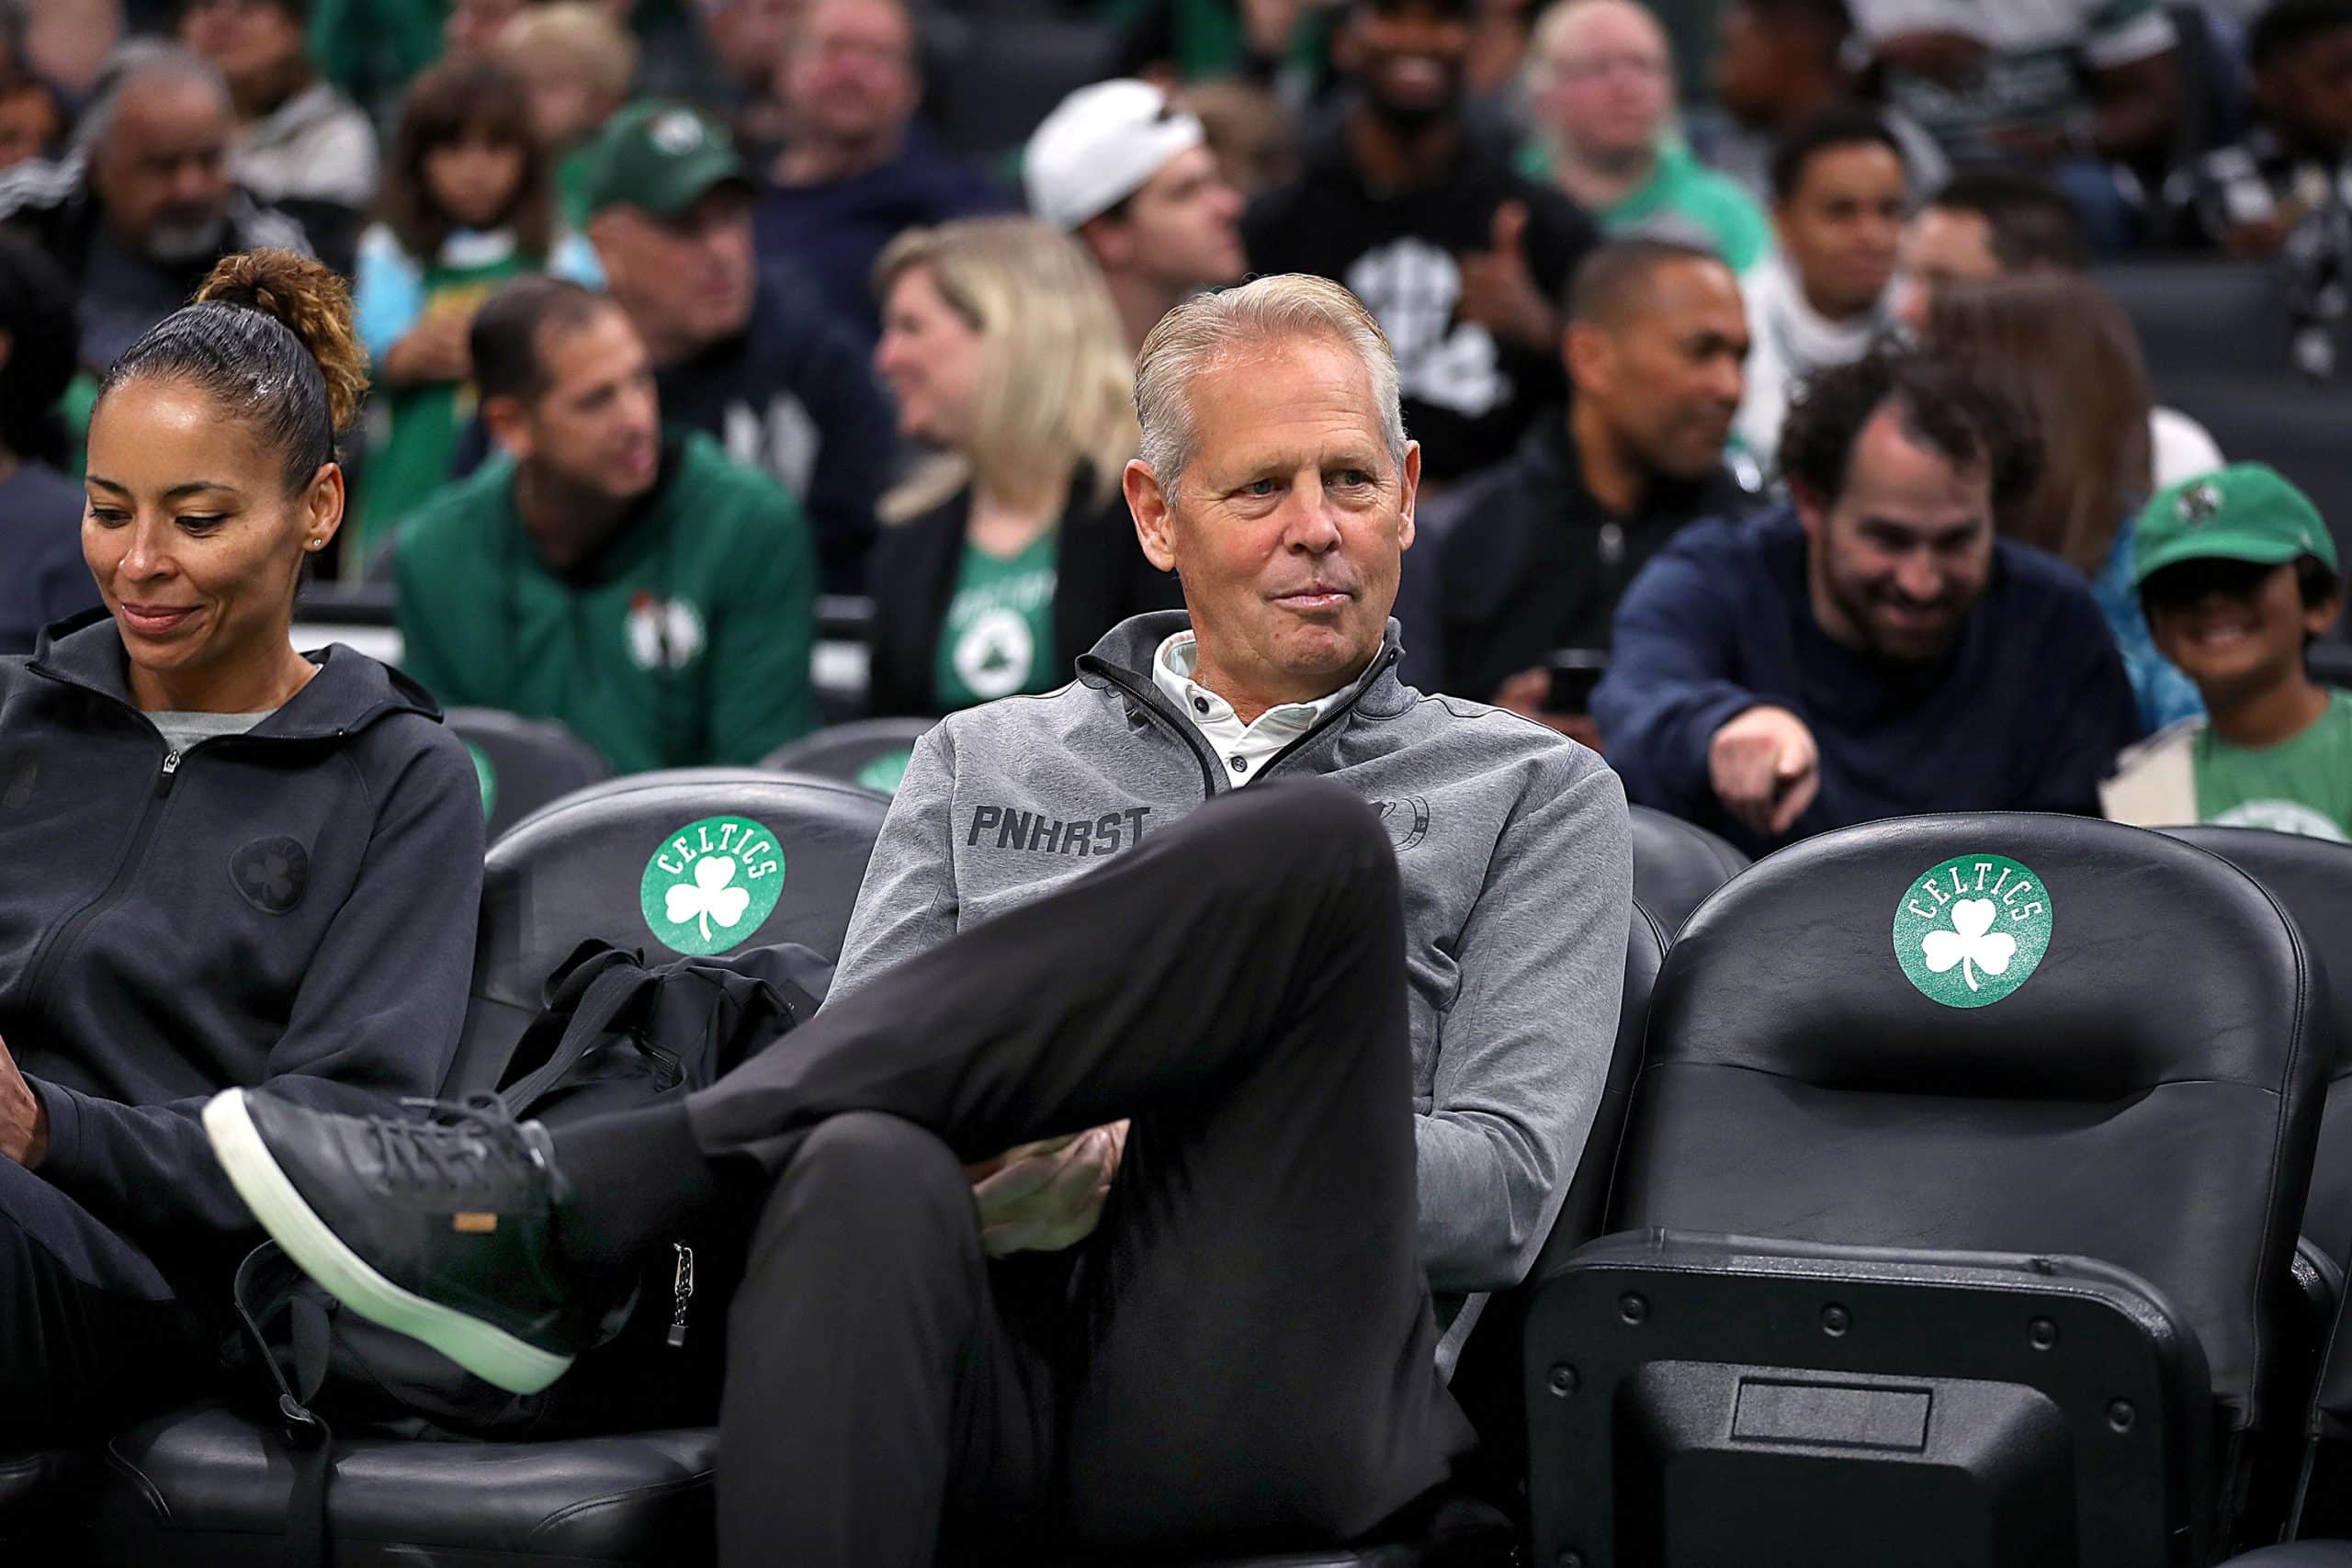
[666,1242,695,1348]
[157,750,182,795]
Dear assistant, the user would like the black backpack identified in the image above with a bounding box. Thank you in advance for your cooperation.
[228,939,831,1562]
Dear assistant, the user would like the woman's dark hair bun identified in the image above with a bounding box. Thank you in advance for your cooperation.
[196,249,368,434]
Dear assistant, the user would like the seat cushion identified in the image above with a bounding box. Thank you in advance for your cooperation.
[2222,1548,2352,1564]
[91,1403,715,1567]
[0,1445,96,1540]
[1054,1494,1516,1567]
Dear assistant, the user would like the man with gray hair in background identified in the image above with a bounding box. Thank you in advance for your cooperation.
[0,39,312,369]
[206,275,1635,1567]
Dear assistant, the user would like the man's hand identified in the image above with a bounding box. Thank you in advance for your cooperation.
[2224,217,2293,260]
[1492,668,1606,749]
[1456,202,1564,355]
[969,1122,1127,1257]
[1872,29,1990,86]
[1708,705,1820,837]
[0,1035,48,1168]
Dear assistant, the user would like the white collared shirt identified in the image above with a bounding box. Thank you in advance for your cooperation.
[1152,631,1349,785]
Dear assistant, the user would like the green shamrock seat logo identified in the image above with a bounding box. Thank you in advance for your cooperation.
[1892,853,2054,1009]
[852,747,913,796]
[640,816,786,955]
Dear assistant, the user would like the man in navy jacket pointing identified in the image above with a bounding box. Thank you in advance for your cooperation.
[1594,349,2141,856]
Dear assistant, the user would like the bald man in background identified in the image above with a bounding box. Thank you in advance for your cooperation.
[1402,238,1757,735]
[1523,0,1773,273]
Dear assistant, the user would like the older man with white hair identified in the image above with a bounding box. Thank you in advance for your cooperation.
[0,40,313,368]
[205,275,1634,1568]
[1025,77,1247,346]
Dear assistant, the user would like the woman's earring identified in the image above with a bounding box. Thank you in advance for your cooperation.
[305,539,324,551]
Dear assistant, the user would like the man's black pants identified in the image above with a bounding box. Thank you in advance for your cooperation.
[675,779,1473,1565]
[0,1156,206,1447]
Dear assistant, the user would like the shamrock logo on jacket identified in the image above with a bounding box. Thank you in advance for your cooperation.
[231,835,311,915]
[665,855,751,944]
[1918,898,2014,993]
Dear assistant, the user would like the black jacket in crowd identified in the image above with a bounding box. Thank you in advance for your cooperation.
[864,471,1183,717]
[653,264,900,594]
[0,614,484,1266]
[1398,415,1756,699]
[1242,109,1600,481]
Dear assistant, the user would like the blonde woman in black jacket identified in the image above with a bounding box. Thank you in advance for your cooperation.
[867,218,1180,717]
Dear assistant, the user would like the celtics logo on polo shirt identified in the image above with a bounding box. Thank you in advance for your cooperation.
[641,816,785,955]
[1892,853,2053,1009]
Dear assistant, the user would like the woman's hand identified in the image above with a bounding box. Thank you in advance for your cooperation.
[969,1122,1128,1257]
[0,1034,48,1168]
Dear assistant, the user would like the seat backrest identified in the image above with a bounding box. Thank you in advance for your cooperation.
[1627,806,1750,934]
[449,770,890,1094]
[1446,901,1667,1451]
[760,717,937,796]
[2165,827,2352,1269]
[1611,813,2328,1436]
[2093,260,2299,382]
[442,707,611,843]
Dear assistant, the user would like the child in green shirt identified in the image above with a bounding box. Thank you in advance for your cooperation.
[2102,465,2352,840]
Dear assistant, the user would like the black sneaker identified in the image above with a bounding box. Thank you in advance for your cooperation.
[204,1089,605,1395]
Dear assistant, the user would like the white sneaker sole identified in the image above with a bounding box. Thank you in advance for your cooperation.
[203,1089,575,1396]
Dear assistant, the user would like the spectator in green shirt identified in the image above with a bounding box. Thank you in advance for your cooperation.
[393,275,820,773]
[1520,0,1771,273]
[2104,466,2352,840]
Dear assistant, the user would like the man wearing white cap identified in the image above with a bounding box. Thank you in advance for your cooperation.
[1024,79,1247,348]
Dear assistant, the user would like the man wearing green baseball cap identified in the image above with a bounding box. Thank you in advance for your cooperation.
[2103,464,2352,840]
[578,102,894,590]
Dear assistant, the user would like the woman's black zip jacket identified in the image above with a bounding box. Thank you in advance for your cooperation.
[0,610,485,1259]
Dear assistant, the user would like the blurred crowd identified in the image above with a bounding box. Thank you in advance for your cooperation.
[0,0,2346,846]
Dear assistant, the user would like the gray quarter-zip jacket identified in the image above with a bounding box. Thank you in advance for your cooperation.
[829,611,1633,1367]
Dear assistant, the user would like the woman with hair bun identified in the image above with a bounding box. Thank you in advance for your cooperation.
[0,249,484,1441]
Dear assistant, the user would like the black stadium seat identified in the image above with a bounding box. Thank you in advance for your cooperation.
[1627,805,1749,934]
[1526,814,2330,1565]
[1446,904,1669,1470]
[2164,829,2352,1271]
[2165,829,2352,1539]
[0,1449,96,1558]
[442,707,610,843]
[2095,259,2305,383]
[759,716,937,795]
[451,769,890,1096]
[81,771,892,1568]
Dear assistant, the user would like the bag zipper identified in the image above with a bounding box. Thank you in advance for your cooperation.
[666,1242,695,1348]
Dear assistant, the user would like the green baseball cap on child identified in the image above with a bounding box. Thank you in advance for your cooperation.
[2133,463,2340,586]
[579,104,750,220]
